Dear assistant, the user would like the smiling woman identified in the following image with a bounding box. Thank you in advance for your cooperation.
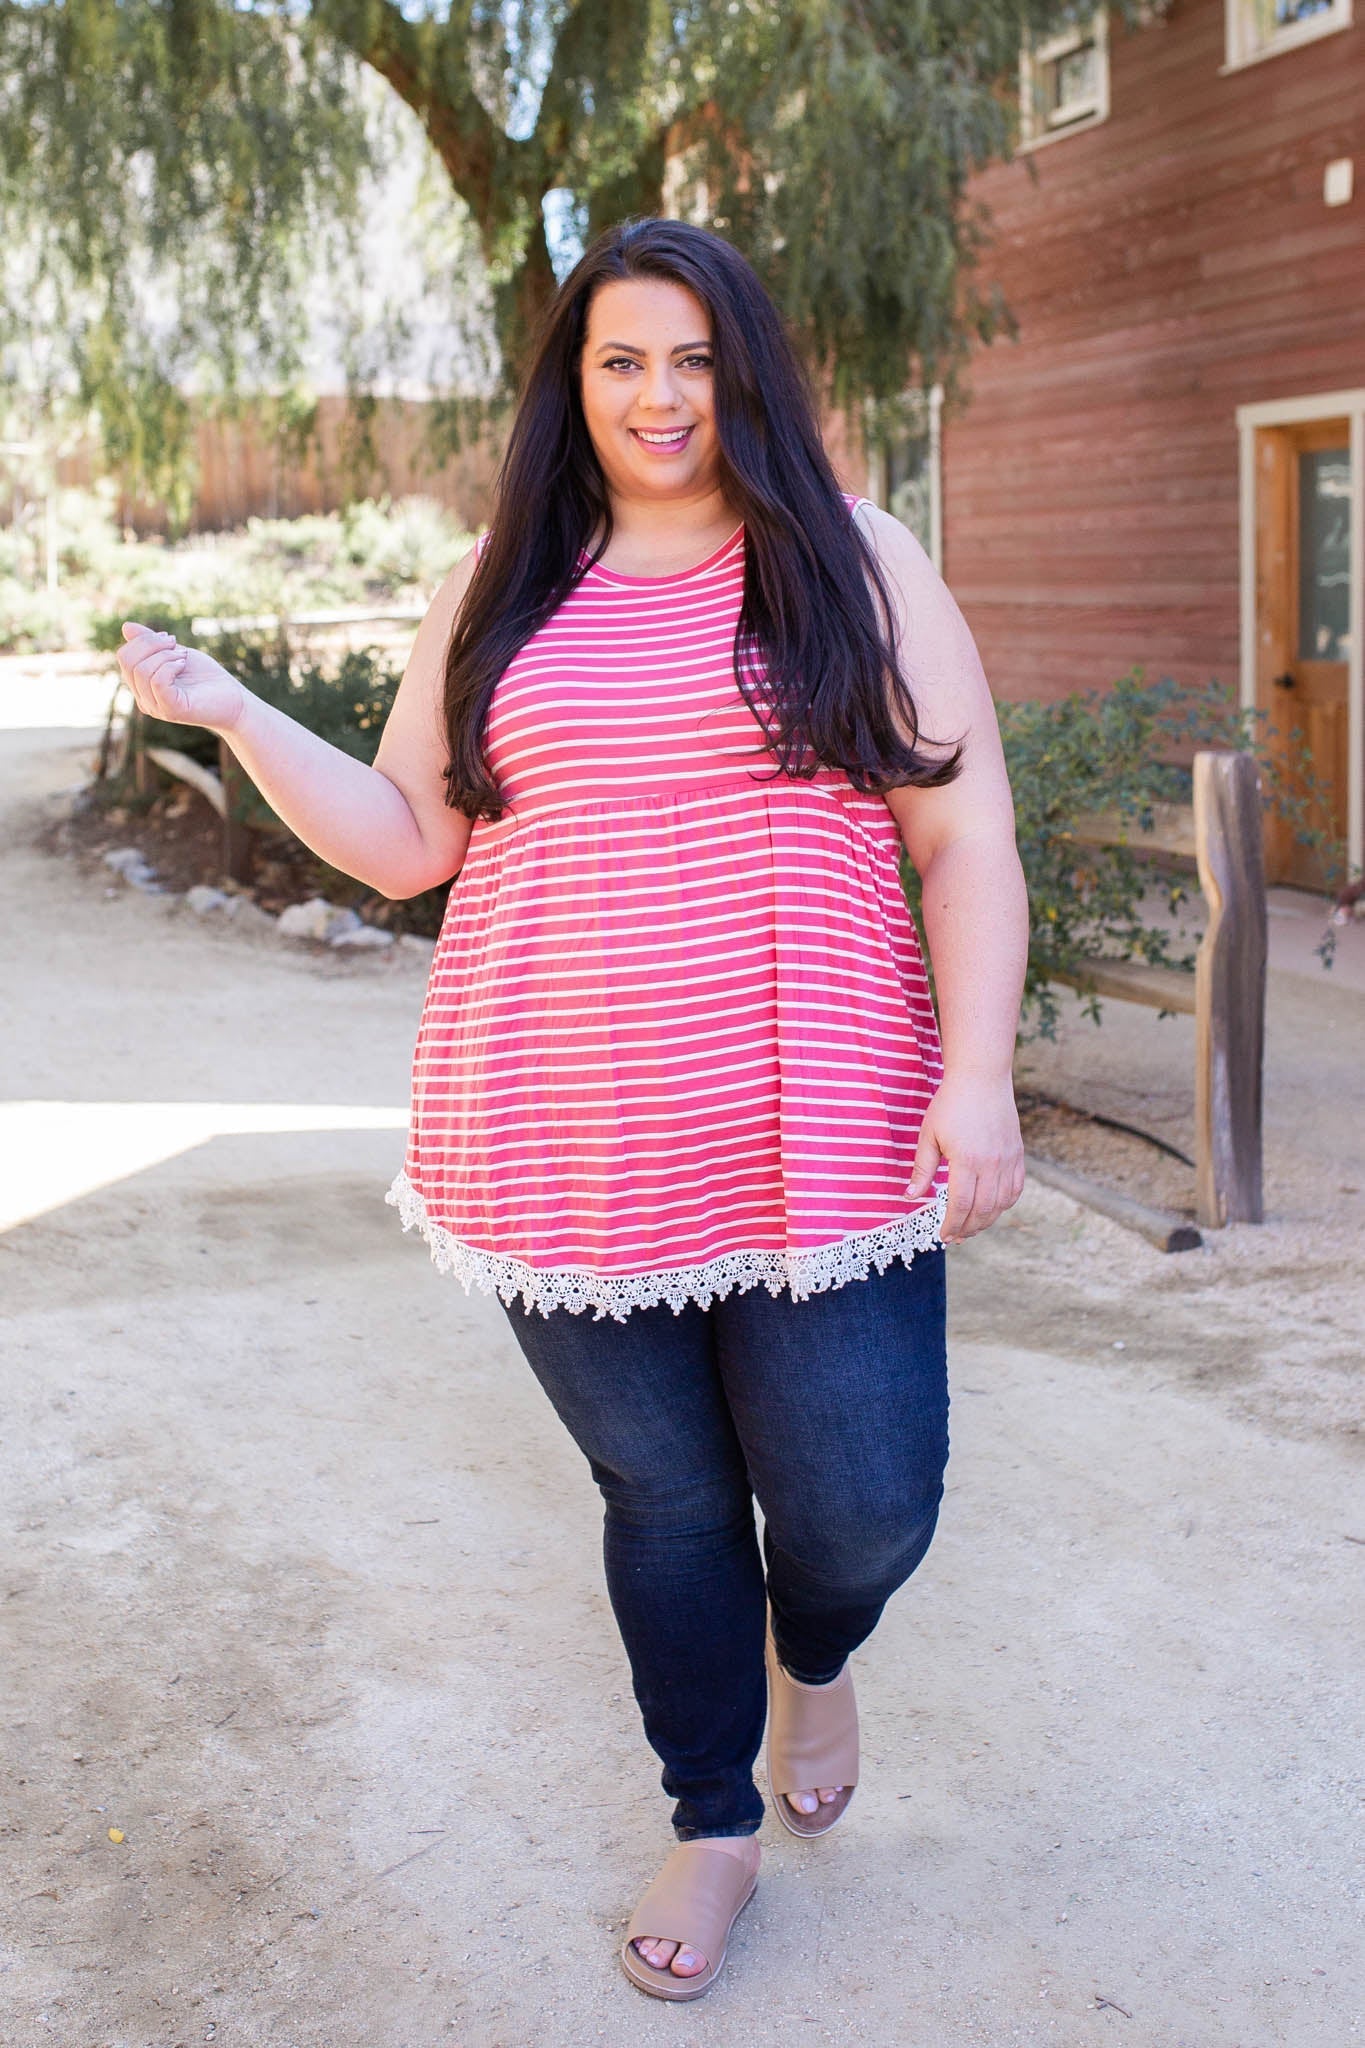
[114,216,1028,2010]
[576,282,732,566]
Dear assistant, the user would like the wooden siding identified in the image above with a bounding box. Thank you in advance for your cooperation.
[940,0,1365,703]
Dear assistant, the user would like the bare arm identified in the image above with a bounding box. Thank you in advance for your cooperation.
[854,500,1029,1242]
[117,546,480,901]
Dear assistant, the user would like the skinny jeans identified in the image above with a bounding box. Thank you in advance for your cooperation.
[501,1248,949,1840]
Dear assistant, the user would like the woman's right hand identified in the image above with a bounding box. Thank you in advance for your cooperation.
[117,623,248,736]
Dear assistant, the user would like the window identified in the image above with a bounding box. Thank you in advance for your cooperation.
[1018,9,1110,149]
[865,386,942,571]
[1223,0,1353,70]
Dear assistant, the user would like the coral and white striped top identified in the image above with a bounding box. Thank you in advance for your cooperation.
[386,495,948,1320]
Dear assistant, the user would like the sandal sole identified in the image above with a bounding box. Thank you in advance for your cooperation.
[619,1873,758,2001]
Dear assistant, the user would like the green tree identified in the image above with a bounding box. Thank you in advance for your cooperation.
[2,0,1153,499]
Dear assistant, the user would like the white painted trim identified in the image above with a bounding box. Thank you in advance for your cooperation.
[1221,0,1352,73]
[1018,8,1110,153]
[1237,391,1364,876]
[1237,389,1365,429]
[1238,419,1258,717]
[862,385,944,573]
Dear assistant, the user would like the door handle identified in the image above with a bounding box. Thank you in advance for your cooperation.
[1272,671,1296,690]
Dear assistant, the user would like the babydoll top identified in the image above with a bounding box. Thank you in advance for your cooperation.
[386,493,949,1320]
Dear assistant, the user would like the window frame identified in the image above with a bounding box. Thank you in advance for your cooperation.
[1017,8,1111,152]
[864,385,943,573]
[1220,0,1353,73]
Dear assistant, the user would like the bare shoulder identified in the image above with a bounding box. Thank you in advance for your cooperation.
[848,498,988,714]
[850,501,946,627]
[851,496,930,572]
[422,537,483,636]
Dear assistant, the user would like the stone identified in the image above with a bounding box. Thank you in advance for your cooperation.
[102,845,147,875]
[276,897,336,941]
[330,924,395,950]
[398,934,437,962]
[185,885,230,915]
[102,845,158,890]
[221,897,276,933]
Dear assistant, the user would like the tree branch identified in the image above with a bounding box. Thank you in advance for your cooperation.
[313,0,506,230]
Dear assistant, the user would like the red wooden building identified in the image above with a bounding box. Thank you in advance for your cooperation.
[857,0,1364,886]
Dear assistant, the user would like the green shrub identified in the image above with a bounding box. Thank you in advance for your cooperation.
[0,579,94,653]
[904,667,1344,1039]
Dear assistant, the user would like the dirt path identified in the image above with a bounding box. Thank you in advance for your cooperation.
[3,724,1361,2048]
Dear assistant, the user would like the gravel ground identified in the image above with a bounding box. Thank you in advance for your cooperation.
[2,710,1362,2048]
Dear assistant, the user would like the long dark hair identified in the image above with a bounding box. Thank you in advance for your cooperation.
[442,216,961,819]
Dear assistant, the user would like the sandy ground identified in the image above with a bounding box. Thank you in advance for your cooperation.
[2,700,1362,2048]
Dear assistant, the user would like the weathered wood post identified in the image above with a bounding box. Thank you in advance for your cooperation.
[218,736,254,885]
[1193,751,1266,1226]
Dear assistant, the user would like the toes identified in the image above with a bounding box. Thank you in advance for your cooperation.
[786,1786,844,1813]
[633,1936,676,1969]
[632,1936,707,1977]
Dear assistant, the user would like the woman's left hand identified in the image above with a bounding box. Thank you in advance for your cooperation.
[905,1072,1026,1245]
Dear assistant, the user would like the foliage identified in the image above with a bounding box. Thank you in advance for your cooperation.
[901,668,1345,1039]
[4,492,472,656]
[215,636,404,828]
[0,579,95,654]
[97,625,454,931]
[0,0,376,510]
[1,0,1165,499]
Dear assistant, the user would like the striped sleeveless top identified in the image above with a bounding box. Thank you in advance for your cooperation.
[386,495,948,1320]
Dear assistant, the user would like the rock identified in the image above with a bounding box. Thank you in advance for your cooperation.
[102,845,147,875]
[221,897,276,933]
[276,897,337,941]
[323,906,363,941]
[102,845,159,890]
[398,934,437,963]
[330,924,395,950]
[185,885,230,915]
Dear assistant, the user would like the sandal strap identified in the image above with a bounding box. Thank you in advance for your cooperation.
[766,1631,860,1796]
[625,1844,755,1959]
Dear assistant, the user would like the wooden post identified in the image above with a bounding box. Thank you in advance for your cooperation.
[1193,751,1266,1227]
[218,736,254,885]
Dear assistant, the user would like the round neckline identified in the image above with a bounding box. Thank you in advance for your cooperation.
[578,521,745,587]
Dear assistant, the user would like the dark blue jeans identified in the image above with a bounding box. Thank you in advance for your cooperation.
[501,1250,949,1840]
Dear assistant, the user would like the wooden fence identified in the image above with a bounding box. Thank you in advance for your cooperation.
[1058,750,1267,1230]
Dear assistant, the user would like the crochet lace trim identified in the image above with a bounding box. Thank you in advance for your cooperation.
[384,1169,947,1322]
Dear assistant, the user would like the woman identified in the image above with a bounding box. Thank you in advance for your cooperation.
[118,217,1027,2003]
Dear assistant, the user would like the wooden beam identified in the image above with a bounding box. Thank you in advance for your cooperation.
[217,738,255,886]
[1052,960,1197,1014]
[1026,1155,1203,1253]
[1068,802,1198,861]
[1193,751,1267,1226]
[143,745,227,819]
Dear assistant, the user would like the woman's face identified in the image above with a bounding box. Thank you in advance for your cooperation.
[578,277,722,504]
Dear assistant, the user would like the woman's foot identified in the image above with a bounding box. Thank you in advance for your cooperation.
[765,1625,860,1837]
[785,1782,846,1818]
[772,1653,847,1818]
[630,1835,762,1979]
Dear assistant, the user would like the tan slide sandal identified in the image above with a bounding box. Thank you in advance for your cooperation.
[765,1619,859,1837]
[620,1842,759,2001]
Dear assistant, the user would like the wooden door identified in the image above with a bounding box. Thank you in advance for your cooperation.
[1254,419,1351,888]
